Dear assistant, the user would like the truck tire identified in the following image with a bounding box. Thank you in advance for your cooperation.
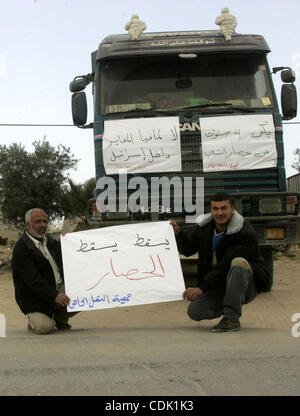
[260,246,273,292]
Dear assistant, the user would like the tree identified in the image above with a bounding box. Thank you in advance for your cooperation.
[0,138,78,224]
[291,148,300,172]
[59,177,96,224]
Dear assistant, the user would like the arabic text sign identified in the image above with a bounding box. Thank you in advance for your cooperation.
[200,114,277,172]
[61,222,185,312]
[102,117,181,174]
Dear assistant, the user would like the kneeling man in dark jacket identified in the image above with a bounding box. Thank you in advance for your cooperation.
[171,192,271,332]
[12,208,77,334]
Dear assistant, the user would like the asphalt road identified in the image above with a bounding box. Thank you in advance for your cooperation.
[1,324,299,396]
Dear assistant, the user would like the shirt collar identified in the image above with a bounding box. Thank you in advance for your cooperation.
[26,231,47,247]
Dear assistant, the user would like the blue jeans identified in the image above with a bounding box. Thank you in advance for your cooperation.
[187,258,257,321]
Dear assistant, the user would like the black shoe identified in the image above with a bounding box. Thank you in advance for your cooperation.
[211,317,241,333]
[55,322,72,331]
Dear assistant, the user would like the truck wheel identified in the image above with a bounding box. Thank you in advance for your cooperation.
[260,246,273,292]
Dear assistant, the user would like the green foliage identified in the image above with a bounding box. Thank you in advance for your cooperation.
[0,138,78,224]
[59,177,96,224]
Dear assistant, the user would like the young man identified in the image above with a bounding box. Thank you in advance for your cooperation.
[171,192,270,332]
[11,208,76,334]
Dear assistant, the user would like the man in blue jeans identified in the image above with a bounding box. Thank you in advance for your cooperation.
[171,192,271,332]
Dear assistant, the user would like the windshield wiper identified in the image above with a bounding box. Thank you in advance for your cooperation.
[106,102,255,116]
[106,108,152,115]
[182,102,255,112]
[107,108,179,117]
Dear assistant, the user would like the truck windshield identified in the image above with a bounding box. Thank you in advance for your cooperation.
[99,53,274,115]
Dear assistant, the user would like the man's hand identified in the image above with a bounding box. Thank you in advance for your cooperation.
[170,220,180,235]
[55,292,70,307]
[183,287,203,301]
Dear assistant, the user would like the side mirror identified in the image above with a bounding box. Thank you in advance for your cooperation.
[281,69,296,83]
[70,78,87,92]
[69,74,94,92]
[72,92,87,126]
[281,84,297,120]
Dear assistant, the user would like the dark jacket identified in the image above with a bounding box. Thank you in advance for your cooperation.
[176,211,271,293]
[11,231,64,318]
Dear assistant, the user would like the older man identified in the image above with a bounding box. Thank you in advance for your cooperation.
[12,208,76,334]
[171,192,271,332]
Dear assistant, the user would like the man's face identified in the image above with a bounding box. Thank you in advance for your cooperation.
[27,210,48,238]
[210,200,235,230]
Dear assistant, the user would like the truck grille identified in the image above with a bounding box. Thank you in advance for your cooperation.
[181,133,202,171]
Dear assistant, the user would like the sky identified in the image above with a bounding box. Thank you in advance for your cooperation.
[0,0,299,183]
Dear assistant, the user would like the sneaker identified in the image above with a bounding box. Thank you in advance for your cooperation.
[55,322,72,331]
[211,317,241,332]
